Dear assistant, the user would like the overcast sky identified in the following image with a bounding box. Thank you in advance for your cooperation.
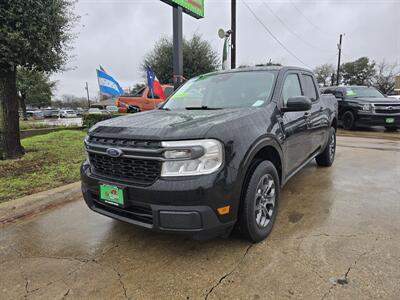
[51,0,400,98]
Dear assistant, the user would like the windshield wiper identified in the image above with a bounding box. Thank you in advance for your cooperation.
[158,107,170,111]
[185,106,222,110]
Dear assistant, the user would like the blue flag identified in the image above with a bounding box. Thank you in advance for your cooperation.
[146,66,156,97]
[97,68,124,96]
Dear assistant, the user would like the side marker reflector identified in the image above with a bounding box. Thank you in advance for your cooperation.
[217,206,230,215]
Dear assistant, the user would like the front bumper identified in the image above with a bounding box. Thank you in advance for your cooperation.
[356,112,400,127]
[81,162,237,240]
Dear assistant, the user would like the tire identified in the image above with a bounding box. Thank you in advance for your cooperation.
[127,106,140,114]
[239,160,280,242]
[342,110,355,130]
[385,127,398,132]
[316,127,336,167]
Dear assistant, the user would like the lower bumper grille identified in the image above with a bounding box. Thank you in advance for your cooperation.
[93,199,153,225]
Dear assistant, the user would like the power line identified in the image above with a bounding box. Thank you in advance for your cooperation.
[261,0,333,53]
[241,0,311,68]
[290,0,336,37]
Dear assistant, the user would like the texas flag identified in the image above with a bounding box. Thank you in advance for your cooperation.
[146,66,166,100]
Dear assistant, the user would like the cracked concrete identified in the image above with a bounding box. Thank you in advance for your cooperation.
[1,135,399,299]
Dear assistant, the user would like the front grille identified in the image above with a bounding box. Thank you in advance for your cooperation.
[375,108,400,114]
[88,136,161,149]
[374,104,400,114]
[89,152,161,185]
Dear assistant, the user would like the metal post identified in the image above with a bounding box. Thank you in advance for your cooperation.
[173,6,183,90]
[231,0,236,69]
[336,34,343,86]
[85,82,91,108]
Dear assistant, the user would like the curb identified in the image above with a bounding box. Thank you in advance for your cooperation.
[0,182,82,225]
[21,127,84,139]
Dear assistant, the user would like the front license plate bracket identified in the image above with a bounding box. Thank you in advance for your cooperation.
[99,184,125,207]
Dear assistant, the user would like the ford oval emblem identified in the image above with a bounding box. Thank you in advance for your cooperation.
[106,148,123,158]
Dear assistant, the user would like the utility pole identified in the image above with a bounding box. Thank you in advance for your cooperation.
[173,6,183,90]
[85,82,90,108]
[231,0,236,69]
[336,34,343,86]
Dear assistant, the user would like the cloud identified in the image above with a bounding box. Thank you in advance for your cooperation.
[51,0,399,98]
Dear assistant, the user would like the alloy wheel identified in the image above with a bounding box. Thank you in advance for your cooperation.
[254,174,276,228]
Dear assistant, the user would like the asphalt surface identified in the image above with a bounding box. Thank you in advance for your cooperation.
[1,135,399,299]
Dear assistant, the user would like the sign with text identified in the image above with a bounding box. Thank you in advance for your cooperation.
[161,0,204,19]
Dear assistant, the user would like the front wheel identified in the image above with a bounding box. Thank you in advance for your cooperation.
[342,111,355,130]
[316,127,336,167]
[239,161,280,242]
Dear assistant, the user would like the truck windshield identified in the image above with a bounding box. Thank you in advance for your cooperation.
[163,71,277,110]
[345,87,384,98]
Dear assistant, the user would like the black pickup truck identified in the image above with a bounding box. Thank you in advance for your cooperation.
[81,66,337,242]
[321,85,400,131]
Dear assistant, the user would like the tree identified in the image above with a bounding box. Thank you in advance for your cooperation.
[373,61,399,95]
[340,57,376,86]
[255,59,282,67]
[0,0,76,159]
[129,83,146,96]
[142,34,219,84]
[17,68,56,119]
[314,64,335,87]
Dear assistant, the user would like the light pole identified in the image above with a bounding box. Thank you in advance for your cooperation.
[231,0,236,69]
[85,82,91,108]
[336,34,343,86]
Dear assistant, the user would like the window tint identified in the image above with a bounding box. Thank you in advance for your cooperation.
[302,75,318,101]
[164,87,174,97]
[163,71,277,110]
[282,74,302,105]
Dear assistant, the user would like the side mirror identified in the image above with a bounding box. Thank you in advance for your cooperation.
[281,96,312,112]
[334,92,343,99]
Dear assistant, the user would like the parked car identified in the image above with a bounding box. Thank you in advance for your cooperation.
[87,108,103,115]
[388,95,400,101]
[59,110,77,118]
[81,66,338,242]
[76,108,86,116]
[106,105,119,113]
[42,109,59,118]
[116,85,174,113]
[26,110,44,120]
[321,86,400,131]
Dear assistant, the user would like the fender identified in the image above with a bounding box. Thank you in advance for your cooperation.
[239,134,284,185]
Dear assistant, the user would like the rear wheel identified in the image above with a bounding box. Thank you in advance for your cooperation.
[342,111,355,130]
[239,161,280,242]
[385,126,398,132]
[316,127,336,167]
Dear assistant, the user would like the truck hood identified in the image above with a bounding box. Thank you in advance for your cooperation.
[350,97,400,104]
[90,109,259,140]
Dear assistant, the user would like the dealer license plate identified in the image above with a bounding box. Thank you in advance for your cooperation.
[385,118,395,124]
[100,184,124,207]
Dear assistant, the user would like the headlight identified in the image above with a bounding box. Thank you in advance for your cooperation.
[161,139,223,177]
[360,103,373,111]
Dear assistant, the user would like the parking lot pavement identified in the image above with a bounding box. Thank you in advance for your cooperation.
[1,136,399,299]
